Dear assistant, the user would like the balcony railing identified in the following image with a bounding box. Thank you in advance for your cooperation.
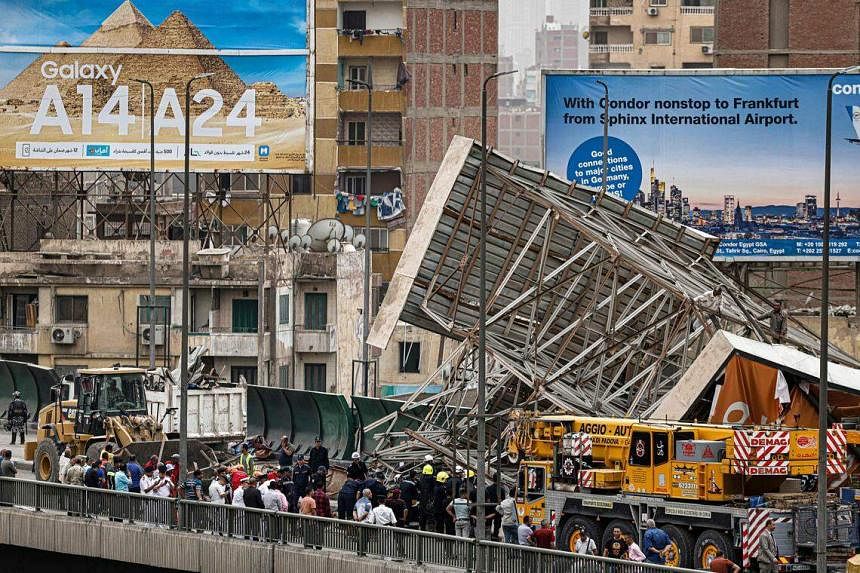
[295,324,337,353]
[189,329,258,356]
[589,43,635,53]
[0,326,38,354]
[590,7,634,16]
[680,6,715,14]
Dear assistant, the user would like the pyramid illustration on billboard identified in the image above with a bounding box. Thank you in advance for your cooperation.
[0,0,303,119]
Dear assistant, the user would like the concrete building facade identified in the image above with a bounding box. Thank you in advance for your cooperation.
[714,0,860,68]
[588,0,714,69]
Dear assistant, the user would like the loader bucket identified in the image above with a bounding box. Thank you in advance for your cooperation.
[119,439,218,474]
[308,391,353,459]
[283,389,321,455]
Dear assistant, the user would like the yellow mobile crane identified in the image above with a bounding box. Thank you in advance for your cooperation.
[508,415,860,570]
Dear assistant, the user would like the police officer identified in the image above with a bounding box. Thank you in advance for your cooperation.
[6,391,27,444]
[292,454,312,510]
[308,436,329,471]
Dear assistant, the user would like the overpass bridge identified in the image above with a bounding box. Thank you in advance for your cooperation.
[0,478,698,573]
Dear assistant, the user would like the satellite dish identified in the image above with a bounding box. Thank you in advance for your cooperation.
[291,218,313,237]
[342,243,356,253]
[326,238,341,253]
[280,230,291,242]
[353,234,367,249]
[306,218,345,251]
[288,235,302,251]
[204,188,231,207]
[300,235,313,251]
[267,225,279,239]
[343,225,355,242]
[582,30,590,40]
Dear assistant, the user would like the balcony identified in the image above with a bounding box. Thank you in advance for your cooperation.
[589,44,635,53]
[337,141,403,168]
[338,30,406,57]
[339,88,406,114]
[680,6,715,14]
[190,330,258,357]
[295,325,337,353]
[589,7,633,16]
[0,328,38,354]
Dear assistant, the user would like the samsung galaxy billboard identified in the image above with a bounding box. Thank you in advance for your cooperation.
[543,71,860,260]
[0,0,309,172]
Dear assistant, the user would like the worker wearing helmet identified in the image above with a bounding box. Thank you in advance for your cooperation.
[418,463,436,531]
[347,451,368,481]
[432,470,454,535]
[421,453,435,477]
[5,391,27,444]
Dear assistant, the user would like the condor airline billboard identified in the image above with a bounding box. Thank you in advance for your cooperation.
[543,71,860,260]
[0,0,309,172]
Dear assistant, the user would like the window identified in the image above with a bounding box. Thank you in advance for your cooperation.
[347,121,366,145]
[649,0,667,5]
[644,31,672,45]
[348,65,368,88]
[231,299,258,333]
[304,363,327,392]
[345,174,366,196]
[690,26,714,43]
[591,31,608,45]
[630,432,652,466]
[682,0,714,5]
[11,293,37,328]
[278,293,290,325]
[231,366,257,385]
[342,10,366,30]
[398,341,421,373]
[304,293,328,330]
[291,174,312,196]
[517,465,546,502]
[590,0,608,6]
[138,295,171,324]
[682,62,714,69]
[654,432,669,465]
[55,295,88,323]
[368,228,389,252]
[278,365,289,388]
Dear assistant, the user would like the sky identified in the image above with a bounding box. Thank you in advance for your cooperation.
[545,73,860,209]
[0,0,308,95]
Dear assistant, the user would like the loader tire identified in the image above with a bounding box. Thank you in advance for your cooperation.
[34,439,59,482]
[662,523,695,569]
[558,514,603,553]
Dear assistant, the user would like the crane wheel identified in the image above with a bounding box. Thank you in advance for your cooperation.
[558,515,602,553]
[34,439,59,482]
[695,529,734,569]
[600,518,636,555]
[661,524,695,569]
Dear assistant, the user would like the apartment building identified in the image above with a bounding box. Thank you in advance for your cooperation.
[714,0,860,68]
[0,239,368,395]
[588,0,714,69]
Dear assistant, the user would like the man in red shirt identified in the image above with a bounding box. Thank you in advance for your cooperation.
[709,551,740,573]
[311,483,331,518]
[529,519,555,549]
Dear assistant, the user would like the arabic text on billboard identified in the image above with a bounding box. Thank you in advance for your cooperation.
[0,0,308,172]
[544,72,860,260]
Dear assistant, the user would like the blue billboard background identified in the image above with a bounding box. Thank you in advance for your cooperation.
[544,72,860,259]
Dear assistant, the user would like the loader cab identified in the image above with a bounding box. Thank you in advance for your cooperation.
[74,368,148,435]
[516,460,553,523]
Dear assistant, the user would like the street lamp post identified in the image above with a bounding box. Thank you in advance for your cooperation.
[132,79,157,370]
[347,78,373,397]
[180,72,214,480]
[817,64,860,573]
[595,80,609,195]
[478,68,517,549]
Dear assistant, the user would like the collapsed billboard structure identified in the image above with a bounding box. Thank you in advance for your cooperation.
[365,136,857,469]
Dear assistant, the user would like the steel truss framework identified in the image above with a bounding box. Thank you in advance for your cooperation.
[0,170,300,253]
[365,136,858,470]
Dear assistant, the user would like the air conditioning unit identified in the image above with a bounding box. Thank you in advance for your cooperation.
[51,326,76,345]
[702,44,714,54]
[141,325,166,346]
[646,7,659,16]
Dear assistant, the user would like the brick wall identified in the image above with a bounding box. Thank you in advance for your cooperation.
[403,0,498,228]
[716,0,860,68]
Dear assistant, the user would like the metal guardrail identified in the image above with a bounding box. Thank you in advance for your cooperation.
[0,478,700,572]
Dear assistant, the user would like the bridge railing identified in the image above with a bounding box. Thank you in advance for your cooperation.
[0,478,699,573]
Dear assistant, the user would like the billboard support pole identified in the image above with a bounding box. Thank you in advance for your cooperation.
[133,79,157,370]
[595,80,609,196]
[180,72,214,482]
[818,64,860,573]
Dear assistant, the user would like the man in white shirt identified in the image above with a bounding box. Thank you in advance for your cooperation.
[495,487,518,544]
[141,467,159,496]
[371,497,397,526]
[209,475,229,504]
[517,515,534,545]
[575,528,598,555]
[232,478,248,507]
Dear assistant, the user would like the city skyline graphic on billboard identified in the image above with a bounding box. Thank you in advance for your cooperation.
[544,72,860,259]
[0,0,309,172]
